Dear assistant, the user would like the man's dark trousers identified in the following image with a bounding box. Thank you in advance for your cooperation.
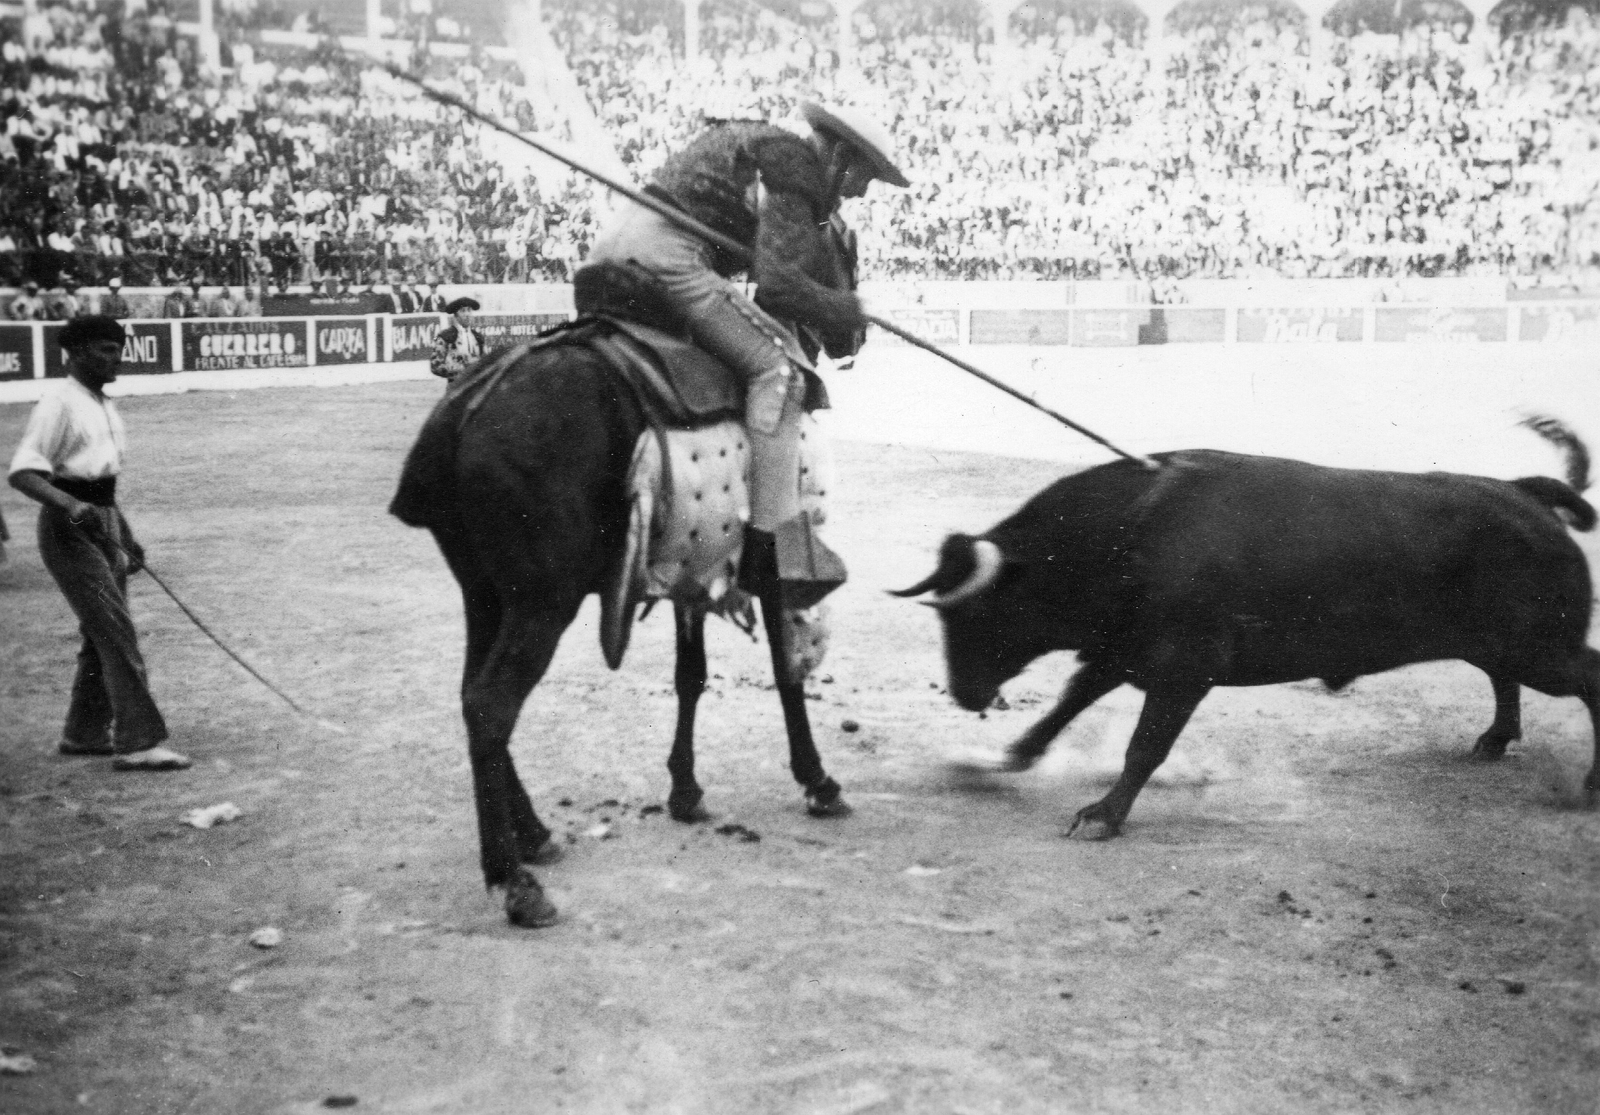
[37,504,168,753]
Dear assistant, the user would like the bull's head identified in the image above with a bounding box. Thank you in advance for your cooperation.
[891,534,1052,711]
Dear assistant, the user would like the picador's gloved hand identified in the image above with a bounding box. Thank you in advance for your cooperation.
[746,364,795,435]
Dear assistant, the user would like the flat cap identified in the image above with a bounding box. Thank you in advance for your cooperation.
[59,315,126,349]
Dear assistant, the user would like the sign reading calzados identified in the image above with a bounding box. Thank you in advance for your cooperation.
[182,320,308,370]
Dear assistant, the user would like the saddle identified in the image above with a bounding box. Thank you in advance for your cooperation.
[570,261,841,677]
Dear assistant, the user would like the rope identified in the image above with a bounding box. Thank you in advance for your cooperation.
[92,524,347,734]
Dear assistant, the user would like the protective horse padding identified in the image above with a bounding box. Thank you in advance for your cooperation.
[607,415,836,681]
[630,421,752,605]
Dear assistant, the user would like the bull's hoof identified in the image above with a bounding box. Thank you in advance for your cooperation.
[999,748,1043,773]
[1470,733,1514,760]
[504,866,559,929]
[805,777,851,818]
[1064,809,1122,841]
[668,788,710,824]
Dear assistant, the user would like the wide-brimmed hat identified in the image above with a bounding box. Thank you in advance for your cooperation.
[445,297,479,315]
[800,102,909,188]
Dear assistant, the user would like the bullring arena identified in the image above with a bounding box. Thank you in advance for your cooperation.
[3,0,1600,1111]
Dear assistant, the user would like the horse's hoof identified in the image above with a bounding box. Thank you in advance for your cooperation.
[1470,735,1512,761]
[1064,812,1120,841]
[805,778,851,818]
[504,867,559,929]
[526,840,564,867]
[668,791,710,824]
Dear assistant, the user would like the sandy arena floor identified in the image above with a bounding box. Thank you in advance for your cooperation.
[1,341,1596,1114]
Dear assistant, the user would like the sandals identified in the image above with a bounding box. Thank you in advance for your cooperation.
[111,746,192,772]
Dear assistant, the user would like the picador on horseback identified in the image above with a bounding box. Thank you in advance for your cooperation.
[582,101,909,602]
[389,102,908,927]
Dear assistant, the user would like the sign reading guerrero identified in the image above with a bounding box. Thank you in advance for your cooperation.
[182,319,309,371]
[313,317,371,364]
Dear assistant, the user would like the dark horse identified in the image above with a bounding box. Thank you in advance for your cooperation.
[391,225,864,927]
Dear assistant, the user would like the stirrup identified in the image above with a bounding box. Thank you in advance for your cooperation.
[771,516,847,610]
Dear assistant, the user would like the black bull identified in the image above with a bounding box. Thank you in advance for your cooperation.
[896,430,1600,838]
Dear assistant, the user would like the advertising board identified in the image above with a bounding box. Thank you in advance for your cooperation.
[1158,308,1227,344]
[388,314,442,361]
[1237,308,1363,343]
[475,313,572,346]
[969,309,1072,345]
[1373,307,1507,343]
[1517,303,1600,343]
[1072,309,1140,347]
[181,319,310,371]
[264,293,387,317]
[867,308,960,346]
[0,323,34,380]
[45,320,176,377]
[312,317,372,365]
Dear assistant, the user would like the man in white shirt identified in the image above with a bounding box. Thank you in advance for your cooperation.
[8,316,190,771]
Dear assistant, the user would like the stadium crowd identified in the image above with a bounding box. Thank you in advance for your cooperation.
[1,0,1597,301]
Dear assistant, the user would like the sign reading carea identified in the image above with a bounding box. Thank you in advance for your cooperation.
[183,320,309,370]
[314,317,371,364]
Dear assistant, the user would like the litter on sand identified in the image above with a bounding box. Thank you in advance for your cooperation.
[0,1050,38,1075]
[248,927,284,949]
[182,802,242,829]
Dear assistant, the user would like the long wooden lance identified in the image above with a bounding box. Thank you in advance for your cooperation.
[383,64,1155,467]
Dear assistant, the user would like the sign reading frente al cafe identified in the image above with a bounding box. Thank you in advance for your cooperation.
[313,317,371,365]
[181,319,310,371]
[0,323,33,381]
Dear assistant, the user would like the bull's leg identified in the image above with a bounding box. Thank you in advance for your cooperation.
[462,599,576,928]
[1511,645,1600,805]
[1066,682,1209,840]
[1001,660,1126,772]
[759,590,849,818]
[1470,672,1522,760]
[667,604,711,822]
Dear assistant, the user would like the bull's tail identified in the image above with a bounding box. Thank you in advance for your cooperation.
[1512,477,1597,532]
[1520,415,1591,492]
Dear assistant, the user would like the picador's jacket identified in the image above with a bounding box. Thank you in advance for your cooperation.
[647,122,868,339]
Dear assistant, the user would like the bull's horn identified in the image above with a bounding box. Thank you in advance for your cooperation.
[888,570,945,598]
[930,540,1003,610]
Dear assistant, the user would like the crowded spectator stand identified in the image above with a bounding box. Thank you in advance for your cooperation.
[0,0,1596,307]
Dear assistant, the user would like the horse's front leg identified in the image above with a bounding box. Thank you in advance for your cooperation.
[758,591,850,817]
[667,603,711,821]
